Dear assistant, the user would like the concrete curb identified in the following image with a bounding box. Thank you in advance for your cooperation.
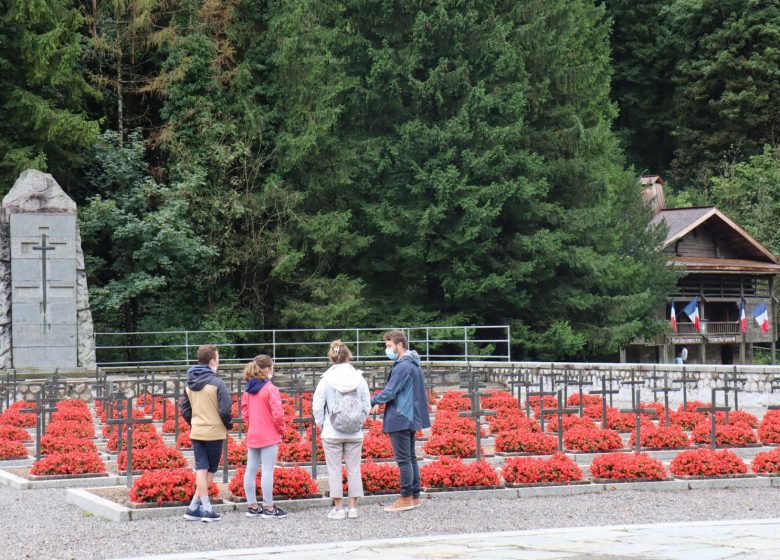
[0,468,121,490]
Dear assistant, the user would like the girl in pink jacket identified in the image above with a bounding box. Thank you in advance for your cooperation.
[241,355,288,518]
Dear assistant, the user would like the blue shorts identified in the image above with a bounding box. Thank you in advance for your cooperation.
[192,439,224,473]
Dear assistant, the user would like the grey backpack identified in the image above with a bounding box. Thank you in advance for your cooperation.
[328,388,367,434]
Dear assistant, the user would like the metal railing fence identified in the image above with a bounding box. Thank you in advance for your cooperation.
[94,325,512,367]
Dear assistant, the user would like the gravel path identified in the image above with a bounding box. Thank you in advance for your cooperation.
[4,484,779,560]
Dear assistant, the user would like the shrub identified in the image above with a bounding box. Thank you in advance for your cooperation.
[219,436,247,466]
[527,395,558,417]
[40,435,97,455]
[691,422,757,446]
[161,417,189,434]
[563,426,623,452]
[669,448,747,477]
[361,433,394,459]
[130,468,219,504]
[501,453,582,485]
[495,430,557,455]
[278,440,311,463]
[0,440,28,459]
[44,421,95,439]
[423,433,478,458]
[758,412,780,444]
[628,424,689,449]
[545,414,596,434]
[228,466,318,500]
[0,410,35,428]
[488,413,540,434]
[176,431,192,449]
[669,410,705,431]
[51,408,92,424]
[713,410,758,428]
[421,457,500,488]
[436,391,471,412]
[752,448,780,474]
[480,391,519,411]
[431,413,483,437]
[606,409,654,432]
[102,422,156,438]
[118,446,188,472]
[359,461,400,494]
[590,452,666,481]
[566,394,602,407]
[106,430,165,452]
[30,451,105,476]
[0,425,31,442]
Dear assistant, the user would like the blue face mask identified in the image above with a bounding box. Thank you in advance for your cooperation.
[385,348,398,361]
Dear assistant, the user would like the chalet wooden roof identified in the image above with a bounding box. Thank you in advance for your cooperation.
[650,206,780,270]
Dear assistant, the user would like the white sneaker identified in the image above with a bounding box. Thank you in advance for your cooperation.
[347,507,358,519]
[327,507,346,520]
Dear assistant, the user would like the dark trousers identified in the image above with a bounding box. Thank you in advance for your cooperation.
[389,429,420,497]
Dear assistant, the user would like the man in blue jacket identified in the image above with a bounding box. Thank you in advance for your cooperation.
[371,329,431,512]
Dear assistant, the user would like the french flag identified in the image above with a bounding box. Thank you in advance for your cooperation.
[753,303,770,333]
[740,300,747,334]
[670,303,677,333]
[682,299,700,331]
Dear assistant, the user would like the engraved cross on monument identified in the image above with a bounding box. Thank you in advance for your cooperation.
[1,169,96,371]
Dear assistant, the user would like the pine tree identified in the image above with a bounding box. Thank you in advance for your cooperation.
[0,0,99,191]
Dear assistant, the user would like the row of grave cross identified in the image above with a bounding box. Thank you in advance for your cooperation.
[12,364,780,490]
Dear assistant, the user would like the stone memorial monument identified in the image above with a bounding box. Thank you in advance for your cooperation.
[0,169,96,370]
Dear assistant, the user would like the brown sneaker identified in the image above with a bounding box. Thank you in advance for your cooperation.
[383,497,415,512]
[412,497,422,508]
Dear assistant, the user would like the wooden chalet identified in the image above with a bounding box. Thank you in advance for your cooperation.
[623,176,780,365]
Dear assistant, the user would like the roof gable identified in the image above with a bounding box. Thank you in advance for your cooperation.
[651,207,779,265]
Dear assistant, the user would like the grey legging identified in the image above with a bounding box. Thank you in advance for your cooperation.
[243,444,279,507]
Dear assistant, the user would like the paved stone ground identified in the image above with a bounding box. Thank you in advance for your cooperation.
[4,483,780,559]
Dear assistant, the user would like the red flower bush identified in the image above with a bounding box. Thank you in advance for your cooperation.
[55,399,91,412]
[0,425,31,442]
[606,409,654,432]
[282,423,301,444]
[758,411,780,444]
[219,436,247,467]
[118,446,188,472]
[45,420,95,439]
[51,407,92,424]
[669,410,705,431]
[423,433,478,458]
[502,453,582,485]
[304,426,325,461]
[679,400,709,412]
[278,440,311,463]
[0,410,35,428]
[713,410,758,428]
[527,395,558,418]
[362,433,394,459]
[752,448,780,474]
[488,413,540,434]
[628,424,689,449]
[130,468,219,504]
[106,430,165,452]
[0,440,28,459]
[40,435,97,455]
[102,420,156,438]
[545,414,596,434]
[480,391,519,411]
[590,452,666,481]
[495,430,557,455]
[176,432,192,449]
[566,394,602,407]
[563,426,623,452]
[30,451,106,476]
[161,417,189,434]
[431,413,484,437]
[356,461,400,494]
[640,402,665,417]
[583,404,606,420]
[691,422,757,446]
[151,402,176,421]
[228,466,318,500]
[670,448,747,477]
[421,457,500,488]
[436,391,471,412]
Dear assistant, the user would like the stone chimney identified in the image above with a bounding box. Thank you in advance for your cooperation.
[641,175,666,214]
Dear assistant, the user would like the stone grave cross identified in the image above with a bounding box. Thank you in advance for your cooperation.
[541,389,579,452]
[620,390,658,452]
[458,370,495,462]
[589,374,620,430]
[294,415,318,478]
[672,367,698,410]
[696,389,731,451]
[20,391,58,460]
[649,372,679,426]
[106,393,154,488]
[526,374,557,432]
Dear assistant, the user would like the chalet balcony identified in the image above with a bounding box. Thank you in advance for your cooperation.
[676,321,741,335]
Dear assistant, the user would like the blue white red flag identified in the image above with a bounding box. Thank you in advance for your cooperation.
[753,303,770,333]
[670,303,677,333]
[682,299,700,331]
[740,300,747,333]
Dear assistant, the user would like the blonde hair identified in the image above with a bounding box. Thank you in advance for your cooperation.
[244,354,274,381]
[328,340,352,364]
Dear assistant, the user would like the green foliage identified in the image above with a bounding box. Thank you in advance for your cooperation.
[710,145,780,256]
[80,130,215,333]
[0,0,99,191]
